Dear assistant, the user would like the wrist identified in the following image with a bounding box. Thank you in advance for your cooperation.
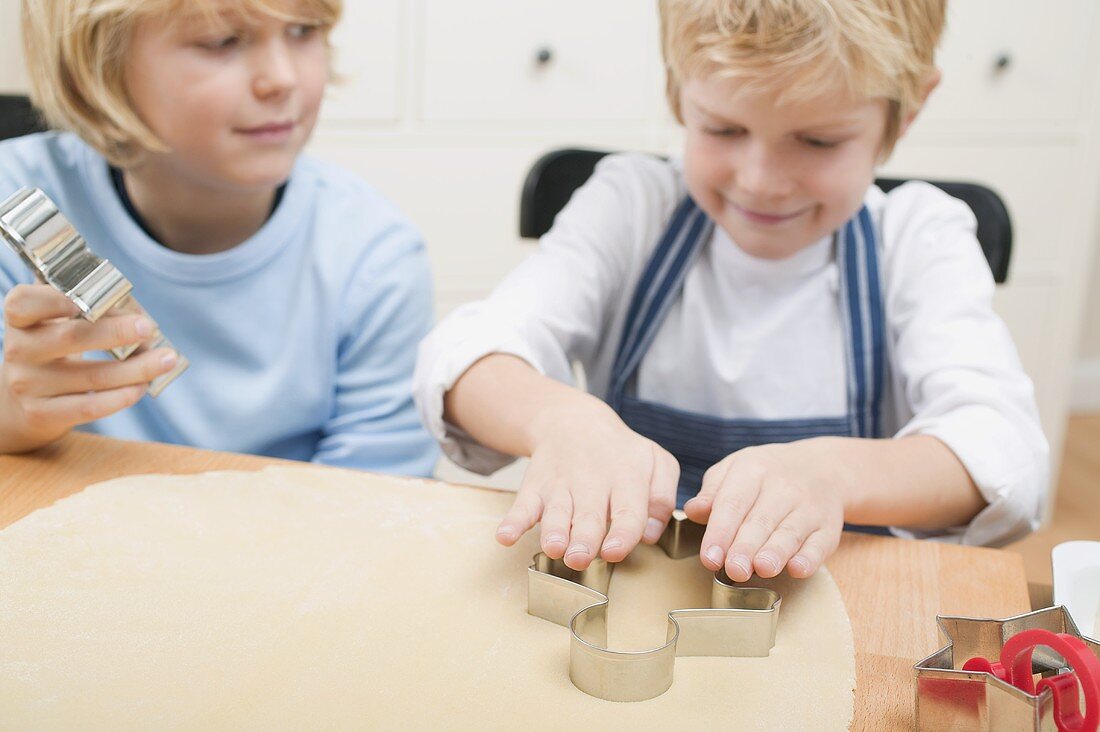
[0,380,50,454]
[0,411,45,455]
[785,436,863,513]
[523,390,621,456]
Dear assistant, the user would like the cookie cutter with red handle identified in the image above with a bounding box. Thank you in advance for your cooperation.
[527,512,781,702]
[963,627,1100,731]
[914,606,1100,731]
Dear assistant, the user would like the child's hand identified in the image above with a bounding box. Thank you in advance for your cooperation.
[494,399,680,571]
[684,442,846,581]
[0,284,179,453]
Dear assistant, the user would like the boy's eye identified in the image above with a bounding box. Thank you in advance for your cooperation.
[800,136,840,149]
[198,34,241,51]
[288,23,320,40]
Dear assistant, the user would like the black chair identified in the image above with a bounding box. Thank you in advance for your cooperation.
[519,148,1012,283]
[0,94,47,142]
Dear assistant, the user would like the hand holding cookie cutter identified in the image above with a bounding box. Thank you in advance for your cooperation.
[0,187,188,396]
[527,512,782,702]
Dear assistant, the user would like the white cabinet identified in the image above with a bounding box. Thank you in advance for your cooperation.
[922,0,1098,131]
[420,0,661,122]
[0,0,25,92]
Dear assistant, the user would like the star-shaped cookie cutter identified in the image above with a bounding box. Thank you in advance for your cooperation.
[914,606,1100,731]
[527,513,781,702]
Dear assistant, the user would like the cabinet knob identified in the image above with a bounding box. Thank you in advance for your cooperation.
[993,52,1012,72]
[535,47,554,66]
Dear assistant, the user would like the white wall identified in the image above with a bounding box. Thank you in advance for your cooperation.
[1071,265,1100,410]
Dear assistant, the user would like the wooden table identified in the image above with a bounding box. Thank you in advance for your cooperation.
[0,433,1032,730]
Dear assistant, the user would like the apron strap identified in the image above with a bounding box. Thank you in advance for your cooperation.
[837,207,888,438]
[607,197,712,412]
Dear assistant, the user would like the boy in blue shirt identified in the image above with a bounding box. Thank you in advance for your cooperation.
[0,0,438,476]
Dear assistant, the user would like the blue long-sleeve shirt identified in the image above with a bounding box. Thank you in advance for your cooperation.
[0,132,439,476]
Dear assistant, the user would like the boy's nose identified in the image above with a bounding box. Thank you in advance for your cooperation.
[252,41,297,99]
[733,143,794,200]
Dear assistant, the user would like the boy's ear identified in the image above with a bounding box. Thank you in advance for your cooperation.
[898,68,942,139]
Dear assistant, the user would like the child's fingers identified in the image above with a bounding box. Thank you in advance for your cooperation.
[642,446,679,544]
[563,489,608,571]
[22,383,147,432]
[789,527,842,579]
[719,489,795,582]
[10,313,154,364]
[751,512,814,579]
[23,348,178,398]
[538,489,573,560]
[600,488,648,563]
[496,489,544,546]
[684,455,733,524]
[698,471,759,573]
[2,284,79,329]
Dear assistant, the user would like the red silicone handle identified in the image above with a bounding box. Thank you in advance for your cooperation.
[964,628,1100,732]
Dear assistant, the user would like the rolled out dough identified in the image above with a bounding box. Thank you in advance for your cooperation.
[0,466,854,729]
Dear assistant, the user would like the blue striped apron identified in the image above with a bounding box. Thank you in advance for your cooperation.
[607,196,889,531]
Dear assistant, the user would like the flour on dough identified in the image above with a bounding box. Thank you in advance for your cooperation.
[0,467,855,730]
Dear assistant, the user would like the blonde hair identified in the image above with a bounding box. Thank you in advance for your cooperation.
[659,0,945,154]
[21,0,343,167]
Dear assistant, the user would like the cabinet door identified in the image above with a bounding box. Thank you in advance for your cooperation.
[921,0,1097,131]
[323,0,402,122]
[0,0,26,93]
[421,0,661,122]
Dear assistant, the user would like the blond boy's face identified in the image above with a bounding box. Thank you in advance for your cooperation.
[680,73,887,260]
[124,4,329,191]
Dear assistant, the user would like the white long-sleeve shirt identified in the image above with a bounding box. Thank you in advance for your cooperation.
[414,153,1049,546]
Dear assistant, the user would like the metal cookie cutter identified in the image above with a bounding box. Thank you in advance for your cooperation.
[0,187,188,396]
[528,513,782,702]
[915,606,1100,731]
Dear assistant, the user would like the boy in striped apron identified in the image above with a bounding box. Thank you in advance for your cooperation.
[414,0,1047,582]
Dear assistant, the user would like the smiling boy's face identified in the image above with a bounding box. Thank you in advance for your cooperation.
[680,72,888,260]
[123,2,329,192]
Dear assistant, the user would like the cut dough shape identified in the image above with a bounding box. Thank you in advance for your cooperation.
[0,466,854,729]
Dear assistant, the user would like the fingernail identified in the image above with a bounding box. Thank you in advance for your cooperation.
[790,556,810,575]
[565,543,589,558]
[544,534,566,550]
[731,554,753,578]
[160,352,178,370]
[757,551,779,574]
[135,317,154,339]
[601,537,622,553]
[496,526,516,543]
[683,497,700,509]
[704,545,724,568]
[643,518,664,542]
